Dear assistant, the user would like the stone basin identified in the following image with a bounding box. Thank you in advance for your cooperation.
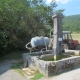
[22,51,80,76]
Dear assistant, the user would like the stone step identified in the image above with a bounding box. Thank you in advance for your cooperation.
[21,68,36,76]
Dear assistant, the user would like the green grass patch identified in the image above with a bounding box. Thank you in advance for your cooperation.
[12,61,23,69]
[0,51,28,77]
[31,72,44,80]
[12,61,44,79]
[0,51,27,61]
[11,61,25,77]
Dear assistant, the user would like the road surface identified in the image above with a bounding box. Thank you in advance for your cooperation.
[0,60,27,80]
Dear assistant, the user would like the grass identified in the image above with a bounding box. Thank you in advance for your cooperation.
[0,50,29,78]
[31,72,44,80]
[11,61,25,77]
[72,33,80,42]
[0,51,44,79]
[12,61,23,69]
[0,51,27,77]
[0,51,28,77]
[0,51,27,61]
[12,60,44,80]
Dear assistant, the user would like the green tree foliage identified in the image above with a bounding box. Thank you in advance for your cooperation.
[0,0,57,55]
[0,0,30,55]
[63,14,80,32]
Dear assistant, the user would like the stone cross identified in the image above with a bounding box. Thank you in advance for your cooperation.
[52,14,63,57]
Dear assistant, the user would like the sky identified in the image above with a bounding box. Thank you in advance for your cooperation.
[46,0,80,16]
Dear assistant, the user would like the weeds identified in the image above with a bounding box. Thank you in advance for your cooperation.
[31,72,44,80]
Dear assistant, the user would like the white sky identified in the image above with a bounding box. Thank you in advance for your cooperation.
[46,0,71,4]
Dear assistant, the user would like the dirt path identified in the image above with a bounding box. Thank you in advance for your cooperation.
[0,60,28,80]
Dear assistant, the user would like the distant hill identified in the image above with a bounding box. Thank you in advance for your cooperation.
[62,14,80,33]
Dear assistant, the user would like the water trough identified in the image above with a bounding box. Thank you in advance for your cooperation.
[22,50,80,76]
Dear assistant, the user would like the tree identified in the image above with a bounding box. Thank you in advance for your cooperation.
[63,15,80,32]
[0,0,61,55]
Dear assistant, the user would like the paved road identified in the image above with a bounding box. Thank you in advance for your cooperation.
[40,68,80,80]
[0,60,27,80]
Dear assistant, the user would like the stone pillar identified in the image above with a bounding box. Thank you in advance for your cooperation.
[52,14,63,56]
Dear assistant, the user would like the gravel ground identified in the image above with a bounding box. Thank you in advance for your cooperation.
[0,60,28,80]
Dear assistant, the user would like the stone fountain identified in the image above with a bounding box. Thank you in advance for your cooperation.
[22,14,80,76]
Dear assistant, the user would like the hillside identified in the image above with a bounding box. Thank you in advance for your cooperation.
[62,14,80,32]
